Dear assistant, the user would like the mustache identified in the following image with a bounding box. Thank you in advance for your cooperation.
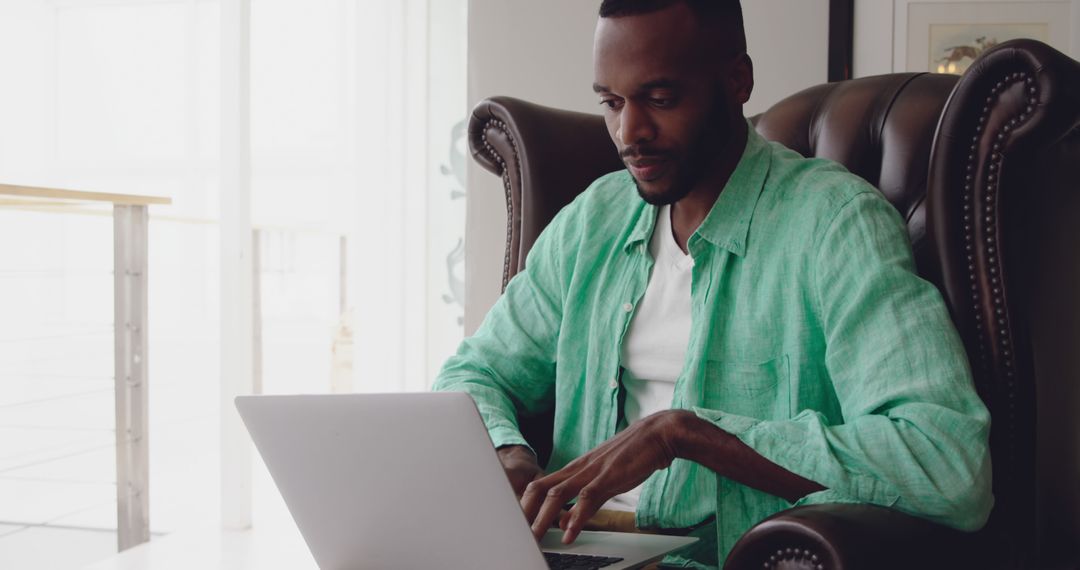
[620,146,672,161]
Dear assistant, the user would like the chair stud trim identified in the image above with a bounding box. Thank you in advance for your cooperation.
[477,117,523,291]
[761,546,826,570]
[964,69,1038,490]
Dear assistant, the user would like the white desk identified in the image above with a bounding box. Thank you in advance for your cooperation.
[81,517,316,570]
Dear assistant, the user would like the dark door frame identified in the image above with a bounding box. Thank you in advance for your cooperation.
[829,0,855,81]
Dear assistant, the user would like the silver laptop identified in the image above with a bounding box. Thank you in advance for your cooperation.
[235,392,697,570]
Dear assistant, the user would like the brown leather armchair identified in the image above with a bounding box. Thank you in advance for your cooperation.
[467,39,1080,569]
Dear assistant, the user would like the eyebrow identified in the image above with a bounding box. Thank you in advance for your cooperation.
[639,78,680,91]
[592,78,681,94]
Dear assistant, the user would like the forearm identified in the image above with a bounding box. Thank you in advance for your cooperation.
[497,444,537,463]
[667,410,825,504]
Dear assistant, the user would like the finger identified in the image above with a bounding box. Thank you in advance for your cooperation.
[511,468,544,498]
[530,482,579,540]
[557,508,572,531]
[520,470,568,523]
[519,478,549,524]
[562,484,609,544]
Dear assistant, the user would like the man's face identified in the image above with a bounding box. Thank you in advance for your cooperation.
[593,4,752,205]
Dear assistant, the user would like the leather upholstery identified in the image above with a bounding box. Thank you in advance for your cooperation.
[753,73,958,280]
[723,503,983,569]
[925,41,1080,568]
[470,100,623,290]
[467,39,1080,568]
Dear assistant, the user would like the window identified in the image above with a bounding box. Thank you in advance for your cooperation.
[0,0,465,564]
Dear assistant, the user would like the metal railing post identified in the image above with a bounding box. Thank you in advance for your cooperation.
[113,204,150,550]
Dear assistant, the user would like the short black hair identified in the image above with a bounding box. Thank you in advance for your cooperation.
[598,0,746,54]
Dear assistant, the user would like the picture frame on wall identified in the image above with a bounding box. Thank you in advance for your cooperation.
[892,0,1080,74]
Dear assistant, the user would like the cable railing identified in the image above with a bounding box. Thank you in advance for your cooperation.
[0,182,169,551]
[0,182,349,553]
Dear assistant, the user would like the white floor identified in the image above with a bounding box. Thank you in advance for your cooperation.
[0,321,335,569]
[1,526,118,570]
[81,485,317,570]
[0,334,221,570]
[0,212,349,569]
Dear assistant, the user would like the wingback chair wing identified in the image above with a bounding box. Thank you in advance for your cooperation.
[466,39,1080,569]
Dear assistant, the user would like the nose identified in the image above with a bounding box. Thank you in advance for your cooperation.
[616,102,656,147]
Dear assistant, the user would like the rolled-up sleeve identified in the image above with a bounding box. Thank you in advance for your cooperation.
[695,192,993,531]
[432,202,575,451]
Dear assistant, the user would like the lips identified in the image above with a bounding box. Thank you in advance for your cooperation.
[626,157,669,182]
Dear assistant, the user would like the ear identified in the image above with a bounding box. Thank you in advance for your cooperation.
[730,53,754,105]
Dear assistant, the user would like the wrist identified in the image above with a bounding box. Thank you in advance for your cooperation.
[658,409,700,461]
[664,409,729,463]
[497,444,536,463]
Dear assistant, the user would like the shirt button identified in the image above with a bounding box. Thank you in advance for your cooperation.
[622,302,633,312]
[609,379,618,389]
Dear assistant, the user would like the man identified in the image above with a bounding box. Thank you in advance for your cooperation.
[434,0,993,566]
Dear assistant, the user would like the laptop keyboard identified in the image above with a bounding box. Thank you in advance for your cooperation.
[543,552,624,569]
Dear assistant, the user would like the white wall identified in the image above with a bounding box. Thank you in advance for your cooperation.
[465,0,600,333]
[742,1,830,116]
[465,1,830,331]
[854,0,897,77]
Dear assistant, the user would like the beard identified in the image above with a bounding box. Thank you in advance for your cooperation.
[625,93,735,206]
[631,157,699,206]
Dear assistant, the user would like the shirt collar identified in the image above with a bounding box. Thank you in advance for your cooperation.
[624,121,772,257]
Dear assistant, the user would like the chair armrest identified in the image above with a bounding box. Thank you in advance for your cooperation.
[722,504,985,570]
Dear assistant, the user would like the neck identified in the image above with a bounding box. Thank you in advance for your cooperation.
[669,119,748,252]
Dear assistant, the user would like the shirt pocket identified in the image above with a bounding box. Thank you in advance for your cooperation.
[702,355,790,420]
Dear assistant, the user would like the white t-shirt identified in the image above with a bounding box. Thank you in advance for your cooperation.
[602,204,693,512]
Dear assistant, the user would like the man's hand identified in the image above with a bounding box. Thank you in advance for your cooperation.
[497,445,544,498]
[517,409,827,546]
[519,410,687,544]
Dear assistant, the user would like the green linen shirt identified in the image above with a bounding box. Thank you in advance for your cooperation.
[434,126,993,566]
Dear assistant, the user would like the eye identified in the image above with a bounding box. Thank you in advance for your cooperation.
[649,97,674,108]
[599,98,623,111]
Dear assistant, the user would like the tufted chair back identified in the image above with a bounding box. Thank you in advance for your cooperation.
[753,73,957,281]
[469,74,957,297]
[468,39,1080,568]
